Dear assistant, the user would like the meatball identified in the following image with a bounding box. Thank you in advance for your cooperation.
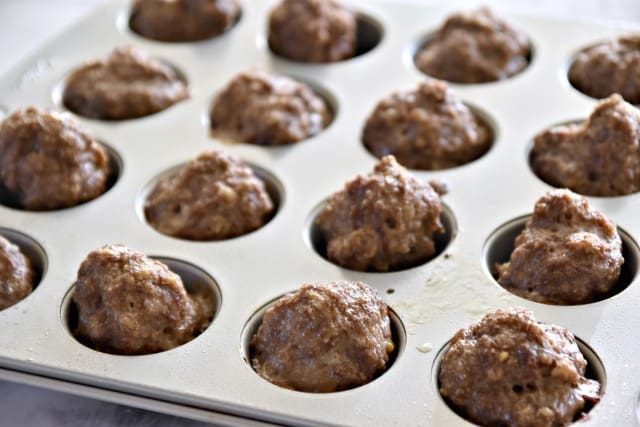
[569,33,640,104]
[63,45,188,120]
[315,156,444,272]
[268,0,357,63]
[362,80,492,170]
[73,244,213,355]
[496,190,623,305]
[0,235,34,310]
[440,308,601,427]
[129,0,240,42]
[0,107,109,210]
[415,7,530,84]
[145,150,274,240]
[251,280,393,393]
[531,94,640,197]
[209,70,332,145]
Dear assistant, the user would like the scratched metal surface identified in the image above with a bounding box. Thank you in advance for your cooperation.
[0,0,639,425]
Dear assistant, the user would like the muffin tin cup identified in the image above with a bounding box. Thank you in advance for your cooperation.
[0,1,639,425]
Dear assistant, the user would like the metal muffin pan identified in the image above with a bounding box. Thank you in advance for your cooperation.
[1,0,639,425]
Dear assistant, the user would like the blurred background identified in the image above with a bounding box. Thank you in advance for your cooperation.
[0,0,638,425]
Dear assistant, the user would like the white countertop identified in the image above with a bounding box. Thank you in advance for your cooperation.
[0,0,638,425]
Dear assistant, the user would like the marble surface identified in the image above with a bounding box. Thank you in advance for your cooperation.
[0,0,638,426]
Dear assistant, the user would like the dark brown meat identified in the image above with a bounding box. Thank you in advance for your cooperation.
[74,244,213,355]
[439,307,601,427]
[531,94,640,197]
[497,190,623,305]
[209,69,332,145]
[0,235,34,310]
[251,280,393,393]
[268,0,356,63]
[0,106,109,210]
[129,0,240,42]
[569,33,640,104]
[63,45,188,120]
[415,7,529,84]
[315,156,444,272]
[144,150,274,240]
[362,80,492,170]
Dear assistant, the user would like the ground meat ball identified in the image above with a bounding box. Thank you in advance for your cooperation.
[415,7,530,84]
[129,0,240,42]
[268,0,356,63]
[315,156,444,272]
[362,80,492,170]
[569,34,640,104]
[73,244,213,355]
[145,150,274,240]
[496,190,623,305]
[0,235,34,310]
[209,70,332,145]
[439,307,601,427]
[63,45,188,120]
[531,94,640,197]
[0,107,109,210]
[251,280,393,393]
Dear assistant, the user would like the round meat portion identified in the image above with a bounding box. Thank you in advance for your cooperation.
[209,70,332,145]
[439,307,601,427]
[63,45,188,120]
[569,33,640,104]
[268,0,357,63]
[0,107,109,210]
[315,155,444,272]
[496,190,623,305]
[531,94,640,197]
[251,280,393,393]
[145,150,274,240]
[73,244,213,355]
[129,0,240,42]
[362,80,492,170]
[0,235,34,310]
[415,7,530,84]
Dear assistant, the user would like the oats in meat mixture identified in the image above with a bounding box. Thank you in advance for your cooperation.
[531,94,640,197]
[209,69,332,145]
[268,0,357,63]
[439,307,601,427]
[415,7,530,83]
[497,190,623,305]
[0,106,109,210]
[73,244,214,355]
[362,80,492,170]
[251,280,393,392]
[130,0,240,42]
[315,156,444,272]
[63,45,188,120]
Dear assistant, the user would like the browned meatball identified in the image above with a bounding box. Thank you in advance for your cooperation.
[0,107,109,210]
[63,45,188,120]
[0,235,34,310]
[145,150,274,240]
[209,70,332,145]
[569,34,640,104]
[439,307,601,427]
[73,244,213,355]
[496,190,623,305]
[251,280,393,393]
[415,7,530,84]
[362,80,492,170]
[315,156,444,272]
[268,0,356,63]
[531,94,640,197]
[129,0,240,42]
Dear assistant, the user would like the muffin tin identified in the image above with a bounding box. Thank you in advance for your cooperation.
[1,0,639,425]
